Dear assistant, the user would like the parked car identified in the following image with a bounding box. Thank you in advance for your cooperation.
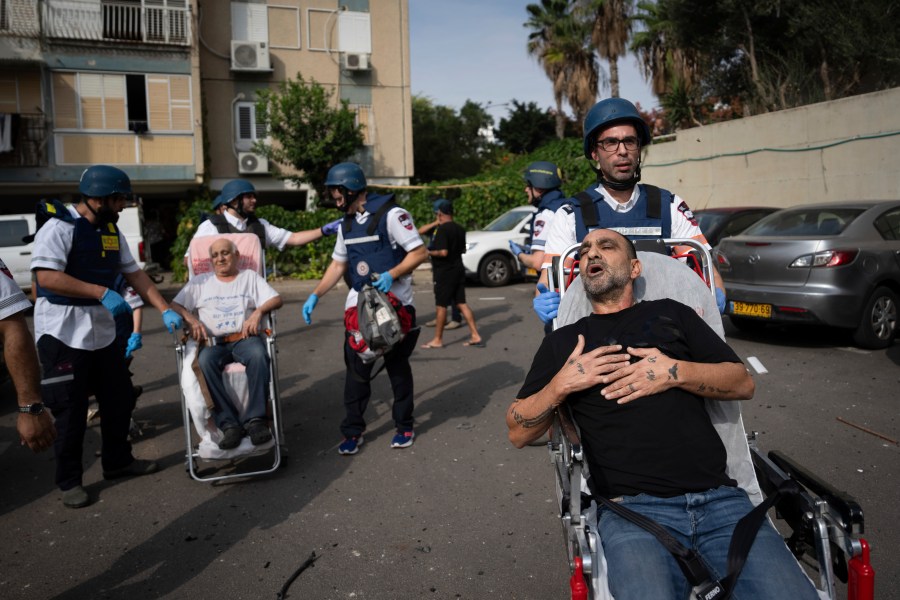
[462,206,537,287]
[716,200,900,349]
[694,207,779,247]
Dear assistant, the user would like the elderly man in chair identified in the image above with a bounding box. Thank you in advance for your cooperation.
[507,229,817,599]
[172,238,283,450]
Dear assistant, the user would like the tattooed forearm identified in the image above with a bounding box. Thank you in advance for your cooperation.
[697,382,732,395]
[668,363,679,380]
[512,406,555,428]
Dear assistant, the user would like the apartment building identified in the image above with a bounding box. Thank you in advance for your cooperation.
[199,0,413,208]
[0,0,203,215]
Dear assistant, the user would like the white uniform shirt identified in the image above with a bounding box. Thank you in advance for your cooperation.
[193,210,292,251]
[0,258,32,320]
[332,205,423,310]
[544,184,711,258]
[173,270,279,337]
[30,207,139,350]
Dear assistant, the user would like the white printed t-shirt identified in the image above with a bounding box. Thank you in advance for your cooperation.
[173,269,279,337]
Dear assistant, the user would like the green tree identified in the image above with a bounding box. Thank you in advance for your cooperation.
[254,73,364,203]
[579,0,633,98]
[495,100,557,154]
[411,96,495,183]
[525,0,599,137]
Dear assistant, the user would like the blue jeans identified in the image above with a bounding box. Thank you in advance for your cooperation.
[598,486,818,600]
[198,336,270,431]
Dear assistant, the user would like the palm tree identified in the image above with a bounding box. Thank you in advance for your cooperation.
[578,0,632,99]
[525,0,599,137]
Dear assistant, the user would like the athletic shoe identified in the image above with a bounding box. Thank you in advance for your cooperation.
[246,419,273,445]
[425,318,448,327]
[62,485,91,509]
[391,430,415,448]
[338,435,364,455]
[444,321,462,330]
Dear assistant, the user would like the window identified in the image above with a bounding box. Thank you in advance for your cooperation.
[873,208,900,241]
[232,1,268,42]
[0,219,29,248]
[338,11,371,53]
[235,101,266,151]
[353,104,374,146]
[52,71,192,133]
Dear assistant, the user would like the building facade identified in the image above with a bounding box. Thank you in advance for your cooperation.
[199,0,413,208]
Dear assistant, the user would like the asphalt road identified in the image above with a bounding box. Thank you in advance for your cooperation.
[1,272,897,600]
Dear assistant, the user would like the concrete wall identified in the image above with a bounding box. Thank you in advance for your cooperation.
[642,87,900,210]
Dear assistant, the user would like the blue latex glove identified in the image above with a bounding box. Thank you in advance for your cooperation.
[100,288,132,318]
[124,332,142,359]
[715,287,727,314]
[302,293,319,324]
[162,309,183,333]
[372,272,393,293]
[533,283,560,324]
[321,218,342,236]
[509,240,526,257]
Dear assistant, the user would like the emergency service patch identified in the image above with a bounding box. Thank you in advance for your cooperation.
[398,212,413,231]
[356,260,371,278]
[101,235,119,251]
[534,219,546,237]
[676,201,698,226]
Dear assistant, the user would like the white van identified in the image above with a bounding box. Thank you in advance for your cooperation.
[0,203,150,291]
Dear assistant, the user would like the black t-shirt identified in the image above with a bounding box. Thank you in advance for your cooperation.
[517,299,743,498]
[431,221,466,273]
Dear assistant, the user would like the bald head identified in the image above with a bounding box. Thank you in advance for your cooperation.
[209,238,240,278]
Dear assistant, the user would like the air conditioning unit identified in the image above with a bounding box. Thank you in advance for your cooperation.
[238,152,269,175]
[231,40,271,72]
[343,52,370,71]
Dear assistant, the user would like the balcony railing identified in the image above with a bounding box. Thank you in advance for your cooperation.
[0,0,40,36]
[41,0,192,46]
[0,114,48,168]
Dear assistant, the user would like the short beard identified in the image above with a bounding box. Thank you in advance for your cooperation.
[583,265,631,303]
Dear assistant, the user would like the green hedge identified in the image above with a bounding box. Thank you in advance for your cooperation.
[170,137,596,281]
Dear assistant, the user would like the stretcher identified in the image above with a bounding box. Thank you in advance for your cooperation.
[546,241,874,599]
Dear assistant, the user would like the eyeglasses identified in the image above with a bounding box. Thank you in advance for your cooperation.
[595,136,640,152]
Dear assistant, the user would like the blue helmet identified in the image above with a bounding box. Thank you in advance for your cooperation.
[217,179,256,208]
[523,161,562,189]
[78,165,133,198]
[582,98,652,159]
[325,162,367,192]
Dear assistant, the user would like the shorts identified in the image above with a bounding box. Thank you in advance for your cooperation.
[433,267,466,307]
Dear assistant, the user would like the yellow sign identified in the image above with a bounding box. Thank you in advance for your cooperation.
[101,235,120,251]
[732,301,772,318]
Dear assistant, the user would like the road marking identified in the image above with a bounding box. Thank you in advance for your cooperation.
[479,297,506,301]
[746,356,768,374]
[837,347,870,355]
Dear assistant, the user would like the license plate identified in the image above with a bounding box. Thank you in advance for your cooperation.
[731,301,772,318]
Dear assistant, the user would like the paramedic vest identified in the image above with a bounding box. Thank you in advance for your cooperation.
[37,214,122,306]
[572,184,673,242]
[342,194,407,292]
[208,213,266,250]
[530,188,568,246]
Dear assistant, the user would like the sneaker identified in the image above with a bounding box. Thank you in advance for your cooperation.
[62,485,91,509]
[338,435,364,455]
[217,426,243,450]
[391,430,415,448]
[444,321,462,330]
[425,318,446,327]
[102,459,160,480]
[246,419,273,446]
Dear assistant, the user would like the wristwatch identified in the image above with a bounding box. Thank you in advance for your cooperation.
[18,403,45,415]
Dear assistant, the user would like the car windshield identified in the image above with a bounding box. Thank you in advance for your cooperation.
[741,208,865,237]
[483,210,529,232]
[695,212,727,235]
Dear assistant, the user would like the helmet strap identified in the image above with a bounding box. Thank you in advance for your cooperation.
[227,198,248,219]
[337,187,359,213]
[593,164,642,192]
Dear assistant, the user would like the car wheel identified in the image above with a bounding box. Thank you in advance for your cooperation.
[852,286,898,349]
[728,316,767,334]
[478,252,513,287]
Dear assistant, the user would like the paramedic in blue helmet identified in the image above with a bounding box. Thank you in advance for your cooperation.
[507,161,568,274]
[30,165,183,509]
[301,162,427,456]
[534,98,727,325]
[193,179,342,249]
